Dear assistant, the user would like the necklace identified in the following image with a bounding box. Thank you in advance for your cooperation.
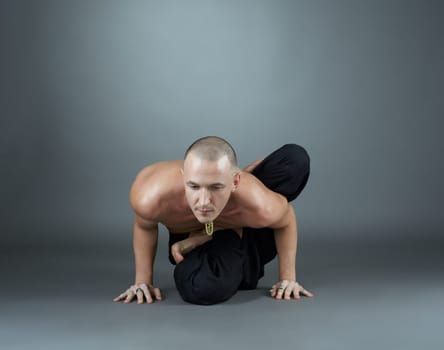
[205,222,214,236]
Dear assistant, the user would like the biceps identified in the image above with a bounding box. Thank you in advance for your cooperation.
[266,198,292,229]
[134,214,158,231]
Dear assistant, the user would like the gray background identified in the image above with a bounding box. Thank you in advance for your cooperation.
[1,0,443,349]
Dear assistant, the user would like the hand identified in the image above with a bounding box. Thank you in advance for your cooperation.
[113,283,162,304]
[270,280,314,300]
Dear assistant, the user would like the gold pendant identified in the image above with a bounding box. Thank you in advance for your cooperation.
[205,222,214,236]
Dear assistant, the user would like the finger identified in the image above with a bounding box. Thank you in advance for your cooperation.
[113,292,127,302]
[152,287,162,301]
[141,285,153,304]
[293,288,301,300]
[136,288,144,304]
[276,287,285,299]
[301,288,314,298]
[276,281,288,300]
[284,282,295,300]
[270,283,279,297]
[124,291,135,304]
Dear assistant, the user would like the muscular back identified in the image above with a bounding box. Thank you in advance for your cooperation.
[130,160,290,233]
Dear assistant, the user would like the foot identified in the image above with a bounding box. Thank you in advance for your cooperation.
[171,233,212,264]
[243,159,263,173]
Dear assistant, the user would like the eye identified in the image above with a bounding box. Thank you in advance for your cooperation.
[210,185,224,190]
[188,184,200,190]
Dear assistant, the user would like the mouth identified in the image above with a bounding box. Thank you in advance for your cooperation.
[197,209,213,215]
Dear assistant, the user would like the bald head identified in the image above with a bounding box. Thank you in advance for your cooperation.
[184,136,238,171]
[182,136,240,224]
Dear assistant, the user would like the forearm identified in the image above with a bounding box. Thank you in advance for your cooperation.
[274,205,298,281]
[133,218,158,285]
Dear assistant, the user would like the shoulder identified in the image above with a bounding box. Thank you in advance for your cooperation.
[237,171,289,227]
[129,160,183,220]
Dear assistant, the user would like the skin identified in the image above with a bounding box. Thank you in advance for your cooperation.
[113,152,314,304]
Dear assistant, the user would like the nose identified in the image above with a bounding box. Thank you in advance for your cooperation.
[198,188,210,206]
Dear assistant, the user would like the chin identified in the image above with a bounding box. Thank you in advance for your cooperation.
[195,213,217,224]
[197,217,215,224]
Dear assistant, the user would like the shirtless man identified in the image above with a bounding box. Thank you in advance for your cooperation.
[113,136,314,305]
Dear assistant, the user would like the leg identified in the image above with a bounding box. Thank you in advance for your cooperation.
[171,231,213,264]
[173,144,311,302]
[174,229,245,305]
[240,144,310,286]
[168,233,189,265]
[251,143,310,202]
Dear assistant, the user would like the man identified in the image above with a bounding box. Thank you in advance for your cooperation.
[113,136,314,305]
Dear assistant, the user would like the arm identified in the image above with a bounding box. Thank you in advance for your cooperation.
[274,204,297,281]
[268,199,314,300]
[113,167,163,304]
[133,214,158,285]
[243,171,313,300]
[113,213,163,304]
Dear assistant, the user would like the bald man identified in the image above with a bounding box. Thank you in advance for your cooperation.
[113,136,314,305]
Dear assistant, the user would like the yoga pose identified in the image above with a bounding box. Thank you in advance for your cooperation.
[113,136,314,305]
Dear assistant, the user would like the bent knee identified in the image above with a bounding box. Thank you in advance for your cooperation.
[280,144,310,172]
[273,144,310,186]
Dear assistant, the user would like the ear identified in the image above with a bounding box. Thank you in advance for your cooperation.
[232,172,240,190]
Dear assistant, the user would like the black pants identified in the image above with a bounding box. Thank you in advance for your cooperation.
[170,144,310,305]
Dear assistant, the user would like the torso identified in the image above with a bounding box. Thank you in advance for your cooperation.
[131,160,283,234]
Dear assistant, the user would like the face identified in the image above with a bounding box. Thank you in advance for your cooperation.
[182,153,240,224]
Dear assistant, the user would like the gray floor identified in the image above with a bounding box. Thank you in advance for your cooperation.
[1,232,443,350]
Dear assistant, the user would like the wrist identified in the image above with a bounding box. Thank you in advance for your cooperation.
[135,281,153,286]
[279,275,296,281]
[135,275,153,285]
[279,264,296,281]
[279,269,296,281]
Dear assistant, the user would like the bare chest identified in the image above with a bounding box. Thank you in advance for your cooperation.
[158,199,262,233]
